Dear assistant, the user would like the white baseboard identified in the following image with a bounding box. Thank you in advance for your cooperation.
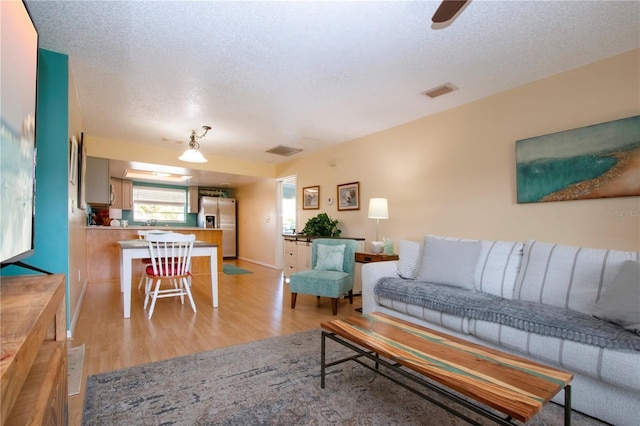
[236,256,277,270]
[68,278,88,339]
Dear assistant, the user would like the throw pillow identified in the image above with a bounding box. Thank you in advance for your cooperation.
[474,240,524,299]
[593,260,640,334]
[314,244,345,272]
[423,235,524,298]
[514,240,639,315]
[416,236,482,289]
[396,240,423,279]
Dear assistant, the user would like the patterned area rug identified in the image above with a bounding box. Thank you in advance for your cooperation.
[82,330,606,425]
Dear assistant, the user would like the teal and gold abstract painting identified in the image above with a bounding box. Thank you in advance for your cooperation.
[516,115,640,203]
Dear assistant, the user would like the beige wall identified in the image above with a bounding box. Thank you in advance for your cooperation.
[87,136,276,179]
[68,62,87,336]
[235,179,279,266]
[277,49,640,252]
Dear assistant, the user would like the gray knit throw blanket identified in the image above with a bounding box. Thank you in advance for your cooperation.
[374,277,640,351]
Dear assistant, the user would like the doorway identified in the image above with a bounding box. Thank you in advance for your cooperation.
[276,176,296,269]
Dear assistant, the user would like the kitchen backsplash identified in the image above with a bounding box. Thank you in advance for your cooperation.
[88,206,197,227]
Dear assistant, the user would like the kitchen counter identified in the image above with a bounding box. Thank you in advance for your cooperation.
[282,234,365,241]
[87,226,207,230]
[86,227,223,282]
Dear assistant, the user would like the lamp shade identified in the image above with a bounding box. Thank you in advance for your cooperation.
[368,198,389,219]
[179,148,207,163]
[109,208,122,219]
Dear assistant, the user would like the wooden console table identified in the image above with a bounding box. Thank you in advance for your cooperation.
[1,274,67,425]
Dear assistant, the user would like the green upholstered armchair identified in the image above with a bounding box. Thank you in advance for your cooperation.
[289,238,358,315]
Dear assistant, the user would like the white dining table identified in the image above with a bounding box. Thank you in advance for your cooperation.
[117,239,219,318]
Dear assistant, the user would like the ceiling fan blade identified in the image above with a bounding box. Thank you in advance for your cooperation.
[432,0,469,23]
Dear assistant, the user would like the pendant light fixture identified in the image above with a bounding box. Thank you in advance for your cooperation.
[179,125,211,163]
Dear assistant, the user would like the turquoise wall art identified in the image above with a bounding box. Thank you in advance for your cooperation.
[516,115,640,203]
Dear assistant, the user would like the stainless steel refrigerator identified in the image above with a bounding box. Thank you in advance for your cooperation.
[197,197,237,258]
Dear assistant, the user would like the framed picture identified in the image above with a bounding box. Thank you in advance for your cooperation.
[302,185,320,210]
[77,132,87,210]
[337,181,360,211]
[69,136,78,184]
[516,115,640,203]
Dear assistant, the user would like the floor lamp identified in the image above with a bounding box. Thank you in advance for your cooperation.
[368,198,388,253]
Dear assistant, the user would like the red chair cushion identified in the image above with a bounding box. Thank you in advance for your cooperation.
[145,264,191,277]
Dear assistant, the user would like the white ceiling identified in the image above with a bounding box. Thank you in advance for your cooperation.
[25,0,640,186]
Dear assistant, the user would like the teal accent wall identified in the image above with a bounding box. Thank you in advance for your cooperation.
[32,49,70,274]
[2,49,71,326]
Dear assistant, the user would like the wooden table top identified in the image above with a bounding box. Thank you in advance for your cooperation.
[321,312,573,423]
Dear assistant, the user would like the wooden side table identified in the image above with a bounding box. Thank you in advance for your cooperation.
[353,252,399,303]
[355,252,399,264]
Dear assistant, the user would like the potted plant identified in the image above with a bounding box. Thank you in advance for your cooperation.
[302,213,341,237]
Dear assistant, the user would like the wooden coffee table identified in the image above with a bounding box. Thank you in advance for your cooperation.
[321,313,573,425]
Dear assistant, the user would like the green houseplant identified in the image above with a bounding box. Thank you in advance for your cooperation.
[302,213,341,237]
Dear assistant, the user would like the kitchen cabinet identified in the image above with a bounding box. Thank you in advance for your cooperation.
[109,178,133,210]
[296,240,312,272]
[85,227,223,281]
[110,178,122,209]
[188,186,198,213]
[122,180,133,210]
[86,156,110,205]
[283,238,297,278]
[1,274,67,425]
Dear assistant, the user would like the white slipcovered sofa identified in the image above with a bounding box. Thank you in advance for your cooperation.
[362,235,640,426]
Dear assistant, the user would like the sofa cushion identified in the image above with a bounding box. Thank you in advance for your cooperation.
[469,320,640,392]
[475,240,524,299]
[593,260,640,334]
[314,243,345,271]
[420,235,523,298]
[396,240,423,279]
[514,240,640,316]
[416,236,481,289]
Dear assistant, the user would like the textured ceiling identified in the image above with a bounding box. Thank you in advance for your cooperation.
[25,0,640,183]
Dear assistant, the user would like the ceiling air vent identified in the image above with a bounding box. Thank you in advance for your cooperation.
[421,83,458,99]
[266,145,303,157]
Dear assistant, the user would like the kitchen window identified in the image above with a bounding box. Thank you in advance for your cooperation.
[132,185,187,223]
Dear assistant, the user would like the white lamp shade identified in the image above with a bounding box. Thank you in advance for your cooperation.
[179,148,207,163]
[368,198,389,219]
[109,208,122,219]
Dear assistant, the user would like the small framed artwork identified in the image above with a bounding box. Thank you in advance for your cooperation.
[337,181,360,211]
[302,185,320,210]
[69,136,78,184]
[77,132,87,210]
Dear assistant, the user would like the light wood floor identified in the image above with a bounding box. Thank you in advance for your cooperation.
[67,259,362,425]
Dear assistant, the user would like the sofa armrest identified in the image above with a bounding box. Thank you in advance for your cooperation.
[362,260,399,314]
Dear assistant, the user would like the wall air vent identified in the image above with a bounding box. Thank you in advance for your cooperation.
[266,145,303,156]
[421,83,458,98]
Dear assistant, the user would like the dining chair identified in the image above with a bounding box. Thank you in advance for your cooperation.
[289,238,358,315]
[144,232,196,319]
[136,230,173,289]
